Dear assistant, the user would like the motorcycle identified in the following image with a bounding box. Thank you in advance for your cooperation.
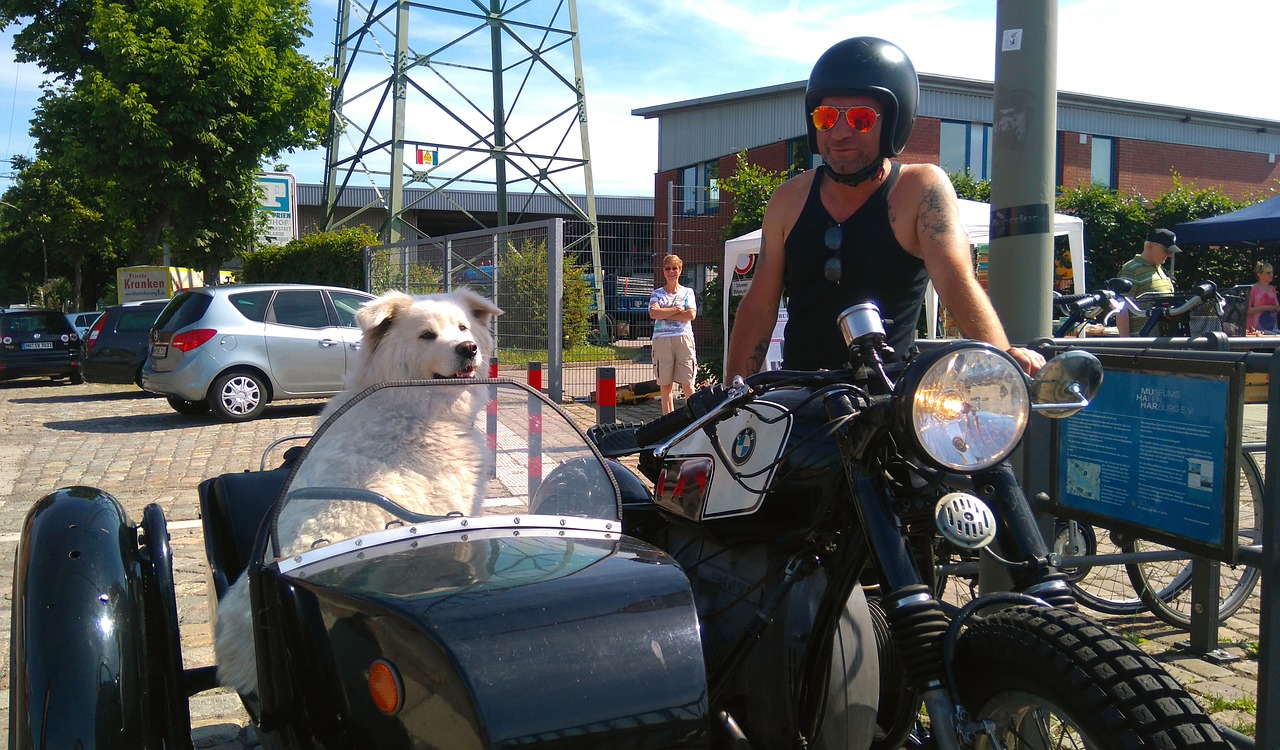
[591,303,1231,750]
[7,303,1230,749]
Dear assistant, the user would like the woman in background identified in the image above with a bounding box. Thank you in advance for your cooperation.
[649,254,697,414]
[1247,261,1280,334]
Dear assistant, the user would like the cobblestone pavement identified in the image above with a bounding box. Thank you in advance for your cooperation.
[0,380,1265,747]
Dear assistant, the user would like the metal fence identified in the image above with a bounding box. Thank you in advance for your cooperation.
[363,218,665,403]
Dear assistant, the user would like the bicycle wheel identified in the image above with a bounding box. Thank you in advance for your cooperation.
[1125,450,1262,628]
[1054,520,1147,615]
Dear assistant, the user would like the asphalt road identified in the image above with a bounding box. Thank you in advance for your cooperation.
[0,379,1266,747]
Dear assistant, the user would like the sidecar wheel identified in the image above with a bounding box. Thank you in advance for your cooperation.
[139,503,193,745]
[952,606,1229,749]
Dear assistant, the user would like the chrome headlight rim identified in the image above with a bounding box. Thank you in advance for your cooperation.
[893,341,1030,473]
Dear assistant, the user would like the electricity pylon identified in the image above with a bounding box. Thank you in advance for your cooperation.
[321,0,602,266]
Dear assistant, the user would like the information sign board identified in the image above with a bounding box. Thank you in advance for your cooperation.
[1049,353,1244,562]
[258,172,298,247]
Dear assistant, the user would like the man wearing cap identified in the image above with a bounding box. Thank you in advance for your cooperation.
[1116,228,1181,335]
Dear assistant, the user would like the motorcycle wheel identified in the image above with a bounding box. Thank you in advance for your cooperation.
[952,607,1229,749]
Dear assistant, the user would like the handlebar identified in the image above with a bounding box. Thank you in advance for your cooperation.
[1136,281,1221,337]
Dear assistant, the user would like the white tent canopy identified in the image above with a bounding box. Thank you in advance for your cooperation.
[721,199,1086,369]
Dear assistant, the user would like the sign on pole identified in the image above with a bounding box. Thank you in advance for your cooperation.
[258,172,298,247]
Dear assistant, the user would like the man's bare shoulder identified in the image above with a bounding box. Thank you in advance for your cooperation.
[891,162,953,202]
[769,169,814,208]
[763,169,816,239]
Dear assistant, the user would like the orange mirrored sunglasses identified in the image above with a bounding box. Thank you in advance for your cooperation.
[810,105,879,133]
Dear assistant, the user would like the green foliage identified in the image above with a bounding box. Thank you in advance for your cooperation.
[1054,184,1151,290]
[1147,176,1254,287]
[949,170,991,202]
[717,151,786,240]
[493,237,592,350]
[1056,178,1255,290]
[2,0,331,274]
[0,156,124,309]
[242,226,381,289]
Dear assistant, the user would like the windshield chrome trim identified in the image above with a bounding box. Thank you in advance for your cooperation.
[275,514,621,575]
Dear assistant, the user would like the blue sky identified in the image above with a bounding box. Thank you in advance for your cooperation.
[2,0,1277,198]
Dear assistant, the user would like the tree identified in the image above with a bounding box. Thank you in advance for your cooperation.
[1,0,331,279]
[717,151,787,241]
[1146,175,1251,287]
[0,156,124,309]
[496,237,591,351]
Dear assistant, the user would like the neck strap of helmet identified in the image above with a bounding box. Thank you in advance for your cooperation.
[822,159,885,188]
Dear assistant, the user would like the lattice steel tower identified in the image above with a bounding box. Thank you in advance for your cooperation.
[321,0,601,252]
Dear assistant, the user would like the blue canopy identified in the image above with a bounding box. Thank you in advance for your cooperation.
[1172,194,1280,245]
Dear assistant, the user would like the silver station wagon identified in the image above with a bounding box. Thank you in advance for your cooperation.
[141,284,375,421]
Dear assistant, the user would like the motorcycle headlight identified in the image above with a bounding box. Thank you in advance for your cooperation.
[895,343,1029,472]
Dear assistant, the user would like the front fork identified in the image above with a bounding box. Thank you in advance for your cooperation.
[834,405,1073,749]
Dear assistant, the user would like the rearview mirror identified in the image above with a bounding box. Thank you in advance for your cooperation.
[1029,350,1103,418]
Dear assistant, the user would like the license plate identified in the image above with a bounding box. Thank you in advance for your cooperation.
[151,344,169,358]
[21,342,53,350]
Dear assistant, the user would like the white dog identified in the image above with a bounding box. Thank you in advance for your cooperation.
[214,287,502,696]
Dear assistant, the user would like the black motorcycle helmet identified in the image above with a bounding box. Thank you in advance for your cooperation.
[805,37,919,160]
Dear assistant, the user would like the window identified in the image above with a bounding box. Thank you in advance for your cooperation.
[788,138,816,176]
[1090,136,1115,189]
[269,290,329,328]
[679,159,720,216]
[939,120,992,180]
[330,291,371,328]
[229,291,272,322]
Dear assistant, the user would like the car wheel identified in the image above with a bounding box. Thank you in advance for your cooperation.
[167,396,211,416]
[209,372,267,421]
[69,371,84,385]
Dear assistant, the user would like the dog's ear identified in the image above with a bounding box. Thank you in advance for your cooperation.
[357,290,415,354]
[453,287,503,326]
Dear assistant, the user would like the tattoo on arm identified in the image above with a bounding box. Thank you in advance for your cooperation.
[746,339,768,375]
[919,185,954,244]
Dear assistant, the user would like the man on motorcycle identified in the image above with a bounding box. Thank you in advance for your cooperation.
[726,36,1044,379]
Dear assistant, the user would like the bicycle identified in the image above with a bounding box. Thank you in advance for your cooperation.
[1044,279,1262,626]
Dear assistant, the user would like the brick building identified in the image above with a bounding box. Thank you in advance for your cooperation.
[633,73,1280,289]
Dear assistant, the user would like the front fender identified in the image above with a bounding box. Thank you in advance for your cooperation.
[8,487,151,749]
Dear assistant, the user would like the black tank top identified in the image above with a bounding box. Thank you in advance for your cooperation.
[782,163,928,369]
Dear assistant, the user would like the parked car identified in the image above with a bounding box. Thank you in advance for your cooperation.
[0,307,82,384]
[65,311,102,339]
[140,284,375,421]
[80,300,168,386]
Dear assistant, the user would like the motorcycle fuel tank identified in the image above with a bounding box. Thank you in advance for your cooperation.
[259,529,709,749]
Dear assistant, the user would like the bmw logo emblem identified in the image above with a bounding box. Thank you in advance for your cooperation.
[731,427,756,464]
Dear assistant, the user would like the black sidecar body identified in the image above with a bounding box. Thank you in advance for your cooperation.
[9,380,708,749]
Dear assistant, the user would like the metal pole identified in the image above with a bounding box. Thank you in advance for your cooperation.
[547,218,565,403]
[489,0,508,228]
[989,1,1057,345]
[991,0,1056,489]
[384,0,410,243]
[568,0,604,339]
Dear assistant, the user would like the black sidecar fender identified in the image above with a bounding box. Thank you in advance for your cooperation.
[255,532,709,748]
[9,487,152,749]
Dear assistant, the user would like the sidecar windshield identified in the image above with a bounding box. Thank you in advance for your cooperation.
[272,379,621,560]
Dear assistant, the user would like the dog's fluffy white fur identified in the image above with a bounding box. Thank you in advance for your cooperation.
[214,288,502,696]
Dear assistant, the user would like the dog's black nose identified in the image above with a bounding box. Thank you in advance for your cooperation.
[456,341,478,358]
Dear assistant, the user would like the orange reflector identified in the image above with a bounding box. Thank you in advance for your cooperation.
[368,659,403,715]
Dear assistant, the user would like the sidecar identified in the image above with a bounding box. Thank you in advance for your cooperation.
[8,380,709,749]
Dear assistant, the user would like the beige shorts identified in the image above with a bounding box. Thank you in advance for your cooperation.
[652,334,696,386]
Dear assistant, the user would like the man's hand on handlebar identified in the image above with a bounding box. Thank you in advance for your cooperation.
[1006,346,1045,376]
